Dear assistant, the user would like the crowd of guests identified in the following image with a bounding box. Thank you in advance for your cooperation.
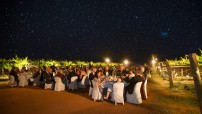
[8,64,151,102]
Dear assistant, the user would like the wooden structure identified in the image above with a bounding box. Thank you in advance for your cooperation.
[189,53,202,113]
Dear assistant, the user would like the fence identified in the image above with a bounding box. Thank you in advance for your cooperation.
[158,53,202,113]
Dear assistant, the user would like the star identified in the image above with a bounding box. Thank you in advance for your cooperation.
[0,0,201,63]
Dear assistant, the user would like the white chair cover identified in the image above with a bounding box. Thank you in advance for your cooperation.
[126,82,143,104]
[26,74,32,80]
[68,76,78,91]
[8,75,16,87]
[144,79,148,99]
[54,77,65,92]
[44,83,52,89]
[18,73,28,87]
[112,83,124,105]
[78,75,87,88]
[92,80,102,101]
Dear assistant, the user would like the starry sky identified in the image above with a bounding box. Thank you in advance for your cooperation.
[0,0,202,64]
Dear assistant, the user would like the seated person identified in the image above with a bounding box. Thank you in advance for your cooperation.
[125,69,144,95]
[55,69,66,83]
[77,69,86,82]
[67,68,78,84]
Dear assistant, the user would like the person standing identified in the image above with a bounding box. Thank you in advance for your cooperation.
[89,67,97,88]
[44,67,53,85]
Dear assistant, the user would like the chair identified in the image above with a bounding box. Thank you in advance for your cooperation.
[33,75,41,86]
[78,76,87,88]
[92,80,102,101]
[18,74,28,87]
[112,83,124,105]
[126,82,143,104]
[54,77,65,92]
[44,83,53,89]
[8,75,16,87]
[144,79,148,99]
[68,76,78,91]
[140,79,148,100]
[26,74,32,80]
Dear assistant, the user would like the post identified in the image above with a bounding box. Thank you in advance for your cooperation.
[189,53,202,113]
[165,61,174,88]
[2,68,4,76]
[159,63,163,76]
[181,69,183,76]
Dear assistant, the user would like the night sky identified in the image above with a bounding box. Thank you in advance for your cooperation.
[0,0,202,64]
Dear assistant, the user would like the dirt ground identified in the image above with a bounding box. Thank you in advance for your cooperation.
[0,72,200,114]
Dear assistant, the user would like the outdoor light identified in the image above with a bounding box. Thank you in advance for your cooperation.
[151,59,156,64]
[124,60,129,65]
[105,58,110,63]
